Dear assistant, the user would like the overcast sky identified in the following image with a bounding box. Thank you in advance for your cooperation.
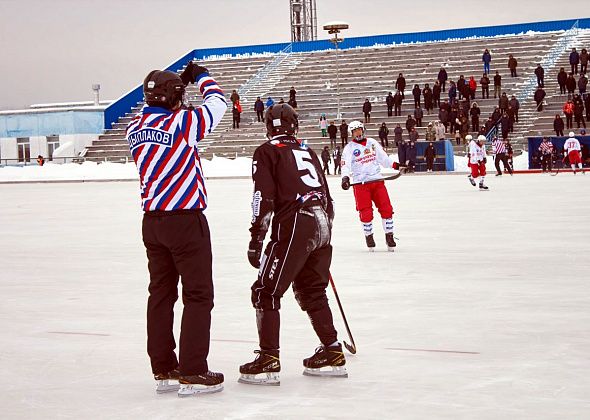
[0,0,587,110]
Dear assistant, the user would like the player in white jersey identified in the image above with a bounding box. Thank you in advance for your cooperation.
[340,121,403,251]
[564,132,584,174]
[467,135,489,190]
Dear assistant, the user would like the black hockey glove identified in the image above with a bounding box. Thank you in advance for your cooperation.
[247,238,263,269]
[483,157,487,164]
[180,61,209,85]
[341,176,350,190]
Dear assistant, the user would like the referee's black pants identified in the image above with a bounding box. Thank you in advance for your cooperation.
[250,205,338,350]
[495,153,512,174]
[541,154,553,172]
[142,210,213,376]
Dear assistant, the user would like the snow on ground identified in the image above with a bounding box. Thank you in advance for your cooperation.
[1,174,589,419]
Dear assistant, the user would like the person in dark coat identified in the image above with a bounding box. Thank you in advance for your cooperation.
[414,106,424,127]
[493,71,502,98]
[448,105,458,134]
[393,124,403,147]
[409,127,418,143]
[506,105,515,132]
[362,98,372,123]
[339,120,348,147]
[438,67,448,92]
[533,87,546,111]
[232,104,241,128]
[254,97,265,122]
[456,75,466,100]
[566,73,577,95]
[480,73,490,99]
[585,93,590,121]
[289,86,297,101]
[557,67,568,94]
[570,48,580,75]
[395,73,406,98]
[230,89,240,105]
[498,92,509,112]
[412,84,421,108]
[378,122,390,149]
[491,106,502,123]
[320,146,331,175]
[332,146,342,175]
[432,81,441,108]
[508,54,518,77]
[448,81,457,105]
[393,91,403,116]
[581,48,589,74]
[406,141,417,172]
[386,92,394,117]
[424,142,436,172]
[573,94,586,128]
[553,114,565,137]
[406,115,416,134]
[470,102,481,133]
[423,84,433,114]
[327,121,338,149]
[500,113,511,140]
[398,140,407,166]
[509,95,520,123]
[578,73,588,95]
[482,49,492,74]
[534,64,545,87]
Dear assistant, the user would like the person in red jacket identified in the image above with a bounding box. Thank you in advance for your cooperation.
[468,76,477,100]
[563,99,575,129]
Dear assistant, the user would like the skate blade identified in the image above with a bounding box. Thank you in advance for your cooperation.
[387,246,395,252]
[156,379,180,394]
[303,365,348,378]
[368,247,375,253]
[238,372,280,386]
[177,383,224,397]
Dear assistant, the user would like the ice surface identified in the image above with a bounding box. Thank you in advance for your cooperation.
[1,174,589,419]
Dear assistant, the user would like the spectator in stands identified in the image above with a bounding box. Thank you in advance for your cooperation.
[409,127,419,143]
[438,67,448,92]
[482,49,492,75]
[386,92,394,117]
[585,94,590,121]
[508,54,518,77]
[412,84,421,108]
[554,114,565,136]
[454,130,461,146]
[395,73,406,98]
[333,146,342,175]
[289,86,297,101]
[278,98,285,104]
[321,146,331,175]
[485,116,495,134]
[398,139,407,166]
[288,97,298,109]
[506,105,515,133]
[423,84,433,114]
[468,76,477,100]
[581,48,589,75]
[566,73,577,95]
[573,94,586,128]
[480,73,490,99]
[232,104,241,129]
[534,86,546,112]
[340,120,348,147]
[493,71,502,98]
[406,140,417,172]
[535,64,545,88]
[438,101,449,131]
[457,75,466,100]
[328,121,338,148]
[448,81,457,105]
[434,121,445,140]
[406,115,416,134]
[230,89,240,105]
[500,113,511,140]
[491,106,502,123]
[563,98,575,129]
[578,73,588,95]
[254,97,264,122]
[424,142,436,172]
[37,155,45,166]
[414,106,424,127]
[266,96,274,108]
[570,48,580,75]
[470,102,481,133]
[558,67,568,94]
[509,95,520,123]
[499,92,509,112]
[425,122,436,142]
[394,123,403,146]
[378,122,390,149]
[363,99,372,123]
[539,137,554,172]
[319,114,328,137]
[449,105,458,134]
[458,114,469,143]
[393,90,403,116]
[432,81,442,108]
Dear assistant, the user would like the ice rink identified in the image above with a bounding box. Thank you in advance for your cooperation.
[1,173,589,419]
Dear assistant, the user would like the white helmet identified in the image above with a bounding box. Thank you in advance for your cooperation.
[348,120,365,140]
[569,131,575,137]
[477,135,486,142]
[465,135,473,141]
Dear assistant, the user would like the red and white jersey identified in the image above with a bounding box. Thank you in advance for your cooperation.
[341,137,395,183]
[468,140,487,164]
[126,74,227,211]
[564,137,581,153]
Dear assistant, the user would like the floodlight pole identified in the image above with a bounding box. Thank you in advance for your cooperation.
[323,24,348,120]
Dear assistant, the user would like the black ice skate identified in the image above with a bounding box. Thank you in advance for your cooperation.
[479,182,489,190]
[385,233,396,252]
[177,371,224,397]
[468,175,476,186]
[302,343,348,378]
[154,368,180,394]
[365,234,376,252]
[238,350,280,386]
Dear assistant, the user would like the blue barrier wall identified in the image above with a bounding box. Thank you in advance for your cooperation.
[0,111,104,137]
[105,18,590,130]
[527,136,590,168]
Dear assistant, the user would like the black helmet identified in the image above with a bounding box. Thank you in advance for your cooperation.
[143,70,185,110]
[265,103,298,137]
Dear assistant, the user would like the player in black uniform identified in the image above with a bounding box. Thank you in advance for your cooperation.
[239,103,348,386]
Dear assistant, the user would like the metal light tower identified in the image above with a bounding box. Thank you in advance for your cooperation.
[290,0,317,42]
[92,84,101,106]
[323,22,349,120]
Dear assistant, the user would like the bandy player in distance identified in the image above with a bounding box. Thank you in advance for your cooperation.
[467,135,489,190]
[340,120,404,251]
[564,131,585,174]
